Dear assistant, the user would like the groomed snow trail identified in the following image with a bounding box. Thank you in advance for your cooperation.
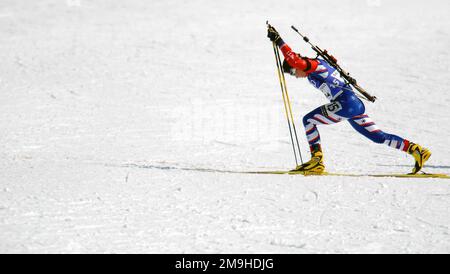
[0,0,449,253]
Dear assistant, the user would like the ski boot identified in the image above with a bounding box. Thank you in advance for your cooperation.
[291,144,325,174]
[407,142,431,174]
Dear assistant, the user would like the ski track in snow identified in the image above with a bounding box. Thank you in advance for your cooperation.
[0,0,449,253]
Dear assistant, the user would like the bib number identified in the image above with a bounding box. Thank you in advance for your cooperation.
[325,101,342,114]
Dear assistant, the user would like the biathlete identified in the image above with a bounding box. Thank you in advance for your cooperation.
[267,26,431,174]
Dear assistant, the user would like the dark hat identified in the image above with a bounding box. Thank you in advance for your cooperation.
[282,59,293,74]
[282,53,303,74]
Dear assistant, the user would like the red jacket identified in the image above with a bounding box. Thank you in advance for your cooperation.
[280,43,318,75]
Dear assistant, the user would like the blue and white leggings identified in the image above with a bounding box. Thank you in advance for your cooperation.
[303,91,410,152]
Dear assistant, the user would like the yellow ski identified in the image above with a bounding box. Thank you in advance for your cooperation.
[245,170,450,179]
[122,164,449,179]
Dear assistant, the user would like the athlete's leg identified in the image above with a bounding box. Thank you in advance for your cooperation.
[348,114,431,174]
[348,114,410,151]
[302,91,365,151]
[302,105,345,152]
[296,107,331,173]
[297,100,353,173]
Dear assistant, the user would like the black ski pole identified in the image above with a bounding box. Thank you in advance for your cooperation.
[274,44,304,166]
[267,21,304,167]
[272,41,299,166]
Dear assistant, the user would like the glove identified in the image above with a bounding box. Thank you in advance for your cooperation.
[267,26,282,44]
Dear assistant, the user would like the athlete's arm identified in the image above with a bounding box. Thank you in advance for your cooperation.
[277,39,318,74]
[267,27,318,74]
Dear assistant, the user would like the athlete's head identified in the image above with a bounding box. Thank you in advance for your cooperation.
[283,60,308,78]
[282,54,309,78]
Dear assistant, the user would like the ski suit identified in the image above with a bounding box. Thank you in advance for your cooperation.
[279,42,411,152]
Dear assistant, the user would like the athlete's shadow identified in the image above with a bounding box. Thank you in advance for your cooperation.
[377,164,450,169]
[117,163,238,174]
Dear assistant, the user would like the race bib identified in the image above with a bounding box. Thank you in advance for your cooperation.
[319,83,332,100]
[323,101,343,115]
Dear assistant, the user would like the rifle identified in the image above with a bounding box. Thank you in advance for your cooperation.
[291,25,377,102]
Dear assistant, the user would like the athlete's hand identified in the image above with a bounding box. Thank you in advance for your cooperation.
[267,26,281,43]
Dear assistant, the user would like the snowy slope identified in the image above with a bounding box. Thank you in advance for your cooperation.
[0,0,449,253]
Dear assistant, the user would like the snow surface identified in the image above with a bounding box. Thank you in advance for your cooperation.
[0,0,449,253]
